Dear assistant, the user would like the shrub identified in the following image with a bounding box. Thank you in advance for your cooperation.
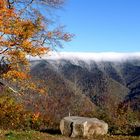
[93,104,139,135]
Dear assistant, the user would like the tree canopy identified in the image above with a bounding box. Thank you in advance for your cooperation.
[0,0,72,90]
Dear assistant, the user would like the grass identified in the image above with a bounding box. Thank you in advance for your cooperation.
[0,130,139,140]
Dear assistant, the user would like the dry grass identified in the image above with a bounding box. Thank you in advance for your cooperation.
[0,130,140,140]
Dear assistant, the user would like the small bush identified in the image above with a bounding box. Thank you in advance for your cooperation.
[0,94,30,130]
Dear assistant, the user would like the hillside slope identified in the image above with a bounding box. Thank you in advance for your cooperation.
[30,53,140,112]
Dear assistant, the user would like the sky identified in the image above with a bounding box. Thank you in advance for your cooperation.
[55,0,140,52]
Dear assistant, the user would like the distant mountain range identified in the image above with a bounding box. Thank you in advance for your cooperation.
[30,52,140,113]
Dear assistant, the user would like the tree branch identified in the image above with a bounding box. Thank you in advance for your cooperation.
[19,0,34,15]
[7,0,14,9]
[0,48,9,54]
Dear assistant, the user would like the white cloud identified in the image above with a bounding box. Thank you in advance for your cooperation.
[29,52,140,62]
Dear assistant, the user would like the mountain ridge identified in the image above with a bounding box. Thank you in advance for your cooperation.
[30,54,140,112]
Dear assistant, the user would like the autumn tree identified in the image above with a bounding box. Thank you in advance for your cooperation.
[0,0,71,90]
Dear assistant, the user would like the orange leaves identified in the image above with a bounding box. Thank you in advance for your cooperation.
[7,50,28,67]
[35,47,50,56]
[20,40,49,56]
[32,112,40,122]
[7,50,25,58]
[0,0,6,9]
[0,8,35,38]
[4,70,29,80]
[15,20,37,39]
[0,6,15,19]
[47,32,53,38]
[20,41,32,52]
[0,7,16,35]
[36,88,46,94]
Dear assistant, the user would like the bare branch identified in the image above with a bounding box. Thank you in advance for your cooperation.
[0,48,9,54]
[7,0,14,9]
[18,0,34,15]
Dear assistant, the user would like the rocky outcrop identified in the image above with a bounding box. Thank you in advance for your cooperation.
[60,116,108,138]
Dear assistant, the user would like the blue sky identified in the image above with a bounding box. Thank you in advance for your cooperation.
[56,0,140,52]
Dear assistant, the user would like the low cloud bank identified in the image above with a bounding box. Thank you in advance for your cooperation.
[29,52,140,62]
